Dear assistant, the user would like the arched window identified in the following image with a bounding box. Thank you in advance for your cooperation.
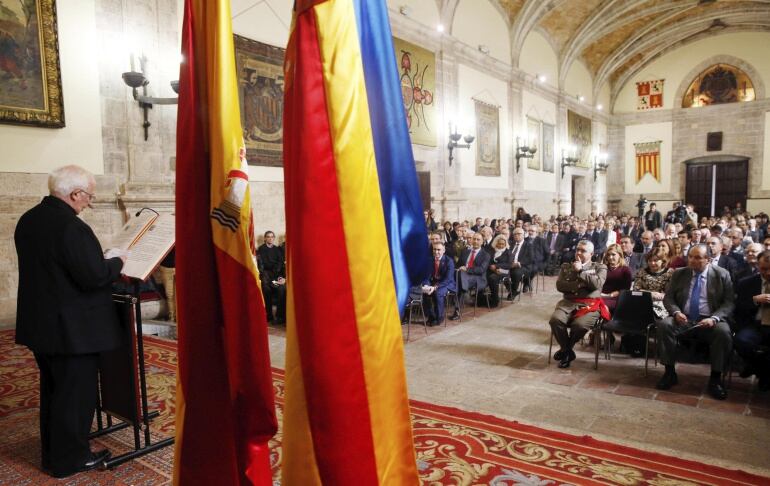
[682,63,755,108]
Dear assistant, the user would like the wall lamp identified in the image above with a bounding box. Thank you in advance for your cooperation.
[447,124,474,166]
[515,136,537,172]
[593,153,609,181]
[121,54,179,141]
[561,145,578,179]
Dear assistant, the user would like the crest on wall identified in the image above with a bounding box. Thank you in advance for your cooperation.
[682,64,755,108]
[636,79,664,110]
[634,141,662,183]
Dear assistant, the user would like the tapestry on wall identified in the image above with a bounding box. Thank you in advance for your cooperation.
[234,34,284,167]
[393,37,436,147]
[542,122,555,173]
[634,141,662,183]
[636,79,664,110]
[567,110,591,168]
[526,117,541,170]
[0,0,64,127]
[474,99,500,177]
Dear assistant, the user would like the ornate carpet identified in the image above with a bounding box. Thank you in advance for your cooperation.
[1,330,767,485]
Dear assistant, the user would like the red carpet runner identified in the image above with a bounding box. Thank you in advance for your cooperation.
[1,330,767,485]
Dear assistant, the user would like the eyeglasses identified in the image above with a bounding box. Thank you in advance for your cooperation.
[77,189,96,201]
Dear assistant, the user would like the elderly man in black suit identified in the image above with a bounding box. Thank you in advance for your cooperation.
[706,235,737,282]
[257,231,286,324]
[734,250,770,391]
[15,165,125,477]
[656,245,734,399]
[449,232,490,320]
[421,242,456,325]
[545,223,565,274]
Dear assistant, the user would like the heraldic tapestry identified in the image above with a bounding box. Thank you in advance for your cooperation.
[393,37,436,147]
[634,141,662,183]
[475,100,500,177]
[567,110,591,168]
[235,34,284,167]
[0,0,64,127]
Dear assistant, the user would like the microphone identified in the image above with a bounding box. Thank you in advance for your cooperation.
[135,207,159,217]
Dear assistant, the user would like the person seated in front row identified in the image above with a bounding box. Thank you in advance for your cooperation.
[734,250,770,391]
[421,242,456,326]
[655,245,734,400]
[486,235,511,307]
[599,243,633,315]
[549,240,608,369]
[449,232,490,320]
[734,242,763,283]
[623,249,674,357]
[257,231,286,324]
[508,228,534,300]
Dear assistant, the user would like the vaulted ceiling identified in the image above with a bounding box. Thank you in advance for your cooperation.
[493,0,770,102]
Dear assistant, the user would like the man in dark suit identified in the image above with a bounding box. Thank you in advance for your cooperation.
[15,165,124,477]
[257,231,286,324]
[561,223,580,262]
[421,242,456,325]
[656,245,734,399]
[620,236,644,275]
[525,226,549,276]
[545,223,565,273]
[644,202,662,231]
[450,232,490,320]
[734,250,770,391]
[706,236,737,282]
[593,220,609,259]
[509,228,535,299]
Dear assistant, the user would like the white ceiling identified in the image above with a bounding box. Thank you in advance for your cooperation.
[231,0,293,47]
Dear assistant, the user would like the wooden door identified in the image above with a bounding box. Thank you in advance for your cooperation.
[685,164,714,217]
[416,170,431,213]
[715,160,748,215]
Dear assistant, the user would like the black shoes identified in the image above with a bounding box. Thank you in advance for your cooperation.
[707,380,727,400]
[51,449,111,478]
[448,311,460,321]
[555,349,576,368]
[656,372,678,390]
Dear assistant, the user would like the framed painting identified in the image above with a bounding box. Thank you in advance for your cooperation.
[234,34,284,167]
[474,99,500,177]
[393,37,436,147]
[567,110,592,168]
[0,0,64,127]
[542,122,554,173]
[526,116,541,170]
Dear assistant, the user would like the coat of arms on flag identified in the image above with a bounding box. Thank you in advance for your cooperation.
[637,79,664,110]
[634,141,662,183]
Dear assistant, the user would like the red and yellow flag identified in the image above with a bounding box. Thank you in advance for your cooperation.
[174,1,277,484]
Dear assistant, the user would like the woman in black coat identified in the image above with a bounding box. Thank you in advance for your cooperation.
[486,235,512,307]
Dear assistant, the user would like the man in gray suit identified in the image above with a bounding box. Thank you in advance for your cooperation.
[549,240,607,368]
[656,244,734,400]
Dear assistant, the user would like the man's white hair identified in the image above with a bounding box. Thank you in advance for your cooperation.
[48,165,94,198]
[577,239,594,253]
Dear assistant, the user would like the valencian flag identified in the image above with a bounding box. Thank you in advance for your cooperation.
[282,0,431,484]
[634,140,662,183]
[174,0,277,485]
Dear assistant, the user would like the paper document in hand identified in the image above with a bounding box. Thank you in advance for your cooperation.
[120,213,175,281]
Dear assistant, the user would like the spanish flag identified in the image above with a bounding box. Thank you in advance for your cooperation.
[174,1,277,485]
[282,0,430,484]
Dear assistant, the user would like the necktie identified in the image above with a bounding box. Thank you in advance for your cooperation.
[433,258,440,279]
[468,250,476,268]
[762,280,770,326]
[687,271,703,322]
[550,235,556,251]
[512,244,520,263]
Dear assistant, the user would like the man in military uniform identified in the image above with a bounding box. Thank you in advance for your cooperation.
[548,240,608,368]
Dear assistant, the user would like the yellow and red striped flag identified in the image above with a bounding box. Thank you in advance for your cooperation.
[282,0,431,484]
[174,1,277,484]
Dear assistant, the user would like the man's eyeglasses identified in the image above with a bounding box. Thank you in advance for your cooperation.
[76,189,96,201]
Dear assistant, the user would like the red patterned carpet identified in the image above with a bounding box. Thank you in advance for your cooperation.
[1,329,768,485]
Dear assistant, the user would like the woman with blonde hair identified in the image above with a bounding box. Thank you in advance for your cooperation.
[486,235,511,307]
[599,243,633,315]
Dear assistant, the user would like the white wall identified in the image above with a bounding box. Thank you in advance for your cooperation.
[763,111,770,190]
[521,89,556,190]
[624,122,673,194]
[564,59,593,105]
[452,0,510,64]
[615,32,770,113]
[597,83,610,112]
[0,1,103,174]
[386,0,440,28]
[457,63,509,190]
[519,30,558,89]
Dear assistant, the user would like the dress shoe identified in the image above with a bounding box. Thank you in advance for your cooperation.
[553,349,575,362]
[448,311,460,321]
[656,372,678,390]
[707,380,727,400]
[557,356,572,368]
[739,365,756,379]
[51,449,111,478]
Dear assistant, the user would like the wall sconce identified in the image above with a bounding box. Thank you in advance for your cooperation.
[478,44,490,55]
[121,54,179,141]
[399,5,411,16]
[515,135,537,172]
[561,145,578,179]
[593,153,609,181]
[447,123,474,166]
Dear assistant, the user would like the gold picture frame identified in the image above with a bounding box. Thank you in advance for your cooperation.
[0,0,65,127]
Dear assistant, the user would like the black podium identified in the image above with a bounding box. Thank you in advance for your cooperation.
[89,289,174,468]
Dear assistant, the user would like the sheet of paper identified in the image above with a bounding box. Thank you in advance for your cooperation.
[121,213,175,281]
[109,211,157,251]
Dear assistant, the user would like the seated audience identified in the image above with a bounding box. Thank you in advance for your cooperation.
[733,250,770,391]
[545,223,565,274]
[657,239,686,269]
[486,235,511,307]
[508,228,534,299]
[450,232,490,320]
[442,221,455,243]
[706,235,737,281]
[421,242,456,326]
[620,236,644,274]
[678,230,692,256]
[656,245,734,400]
[549,240,608,369]
[624,250,674,356]
[600,244,633,315]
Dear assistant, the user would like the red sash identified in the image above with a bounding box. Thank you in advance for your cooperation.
[570,298,610,321]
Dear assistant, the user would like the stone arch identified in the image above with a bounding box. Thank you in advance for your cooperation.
[674,55,766,108]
